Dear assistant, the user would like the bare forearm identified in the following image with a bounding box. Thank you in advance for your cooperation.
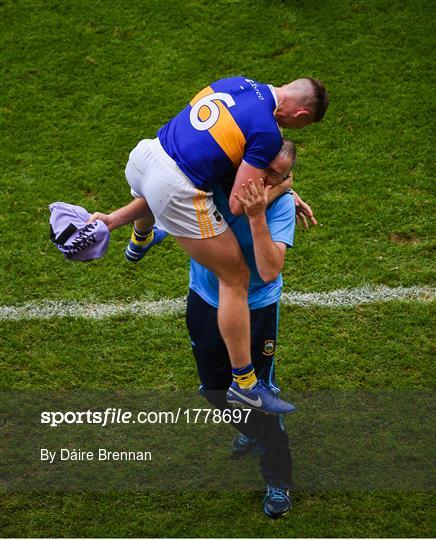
[248,215,283,282]
[266,179,291,205]
[229,161,265,215]
[108,198,150,231]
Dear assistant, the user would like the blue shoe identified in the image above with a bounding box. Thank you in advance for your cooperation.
[125,226,168,262]
[226,380,296,415]
[263,486,292,518]
[230,433,261,458]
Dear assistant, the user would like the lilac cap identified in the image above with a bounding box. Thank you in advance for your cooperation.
[49,202,110,261]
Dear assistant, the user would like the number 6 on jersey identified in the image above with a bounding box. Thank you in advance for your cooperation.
[190,92,236,131]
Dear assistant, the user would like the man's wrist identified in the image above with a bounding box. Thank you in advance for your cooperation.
[248,213,267,226]
[107,212,124,231]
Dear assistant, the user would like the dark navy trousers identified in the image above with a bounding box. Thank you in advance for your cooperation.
[186,288,292,490]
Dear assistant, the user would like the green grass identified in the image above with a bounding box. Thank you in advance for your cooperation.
[0,0,435,537]
[1,303,434,391]
[1,492,434,538]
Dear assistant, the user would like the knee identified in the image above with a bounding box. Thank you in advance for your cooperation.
[219,259,250,290]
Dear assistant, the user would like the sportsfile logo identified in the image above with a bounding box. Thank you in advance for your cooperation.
[65,222,97,258]
[40,407,252,427]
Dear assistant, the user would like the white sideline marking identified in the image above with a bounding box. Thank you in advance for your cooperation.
[0,286,434,321]
[281,285,436,307]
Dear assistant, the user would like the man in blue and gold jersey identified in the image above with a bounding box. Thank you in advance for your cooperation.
[88,76,328,416]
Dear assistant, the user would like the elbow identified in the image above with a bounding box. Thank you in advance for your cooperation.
[259,268,280,283]
[259,259,284,283]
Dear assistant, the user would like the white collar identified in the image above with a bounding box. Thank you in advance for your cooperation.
[268,84,278,107]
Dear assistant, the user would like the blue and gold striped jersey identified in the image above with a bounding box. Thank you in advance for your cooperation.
[157,77,282,191]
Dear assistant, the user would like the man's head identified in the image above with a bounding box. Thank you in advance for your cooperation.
[264,140,296,186]
[274,78,329,129]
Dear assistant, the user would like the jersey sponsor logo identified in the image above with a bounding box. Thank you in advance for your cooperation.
[245,79,265,100]
[263,339,275,356]
[189,86,246,168]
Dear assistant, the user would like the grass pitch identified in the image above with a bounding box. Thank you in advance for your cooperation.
[0,0,435,537]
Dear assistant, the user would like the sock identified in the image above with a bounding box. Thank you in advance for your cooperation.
[131,226,154,246]
[232,364,257,389]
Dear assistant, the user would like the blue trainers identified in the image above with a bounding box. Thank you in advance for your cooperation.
[125,226,168,262]
[226,379,296,415]
[230,433,261,458]
[263,486,292,518]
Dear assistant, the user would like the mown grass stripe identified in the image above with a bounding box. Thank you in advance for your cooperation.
[0,286,434,321]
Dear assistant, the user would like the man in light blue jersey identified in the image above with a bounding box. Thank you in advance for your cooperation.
[186,140,313,518]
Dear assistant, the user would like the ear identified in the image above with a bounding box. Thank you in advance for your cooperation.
[293,108,311,118]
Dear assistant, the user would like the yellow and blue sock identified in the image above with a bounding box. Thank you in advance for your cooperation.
[232,364,257,389]
[131,226,154,246]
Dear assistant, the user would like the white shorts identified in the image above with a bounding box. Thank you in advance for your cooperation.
[125,138,228,239]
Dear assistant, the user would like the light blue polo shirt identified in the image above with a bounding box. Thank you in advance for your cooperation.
[189,184,295,309]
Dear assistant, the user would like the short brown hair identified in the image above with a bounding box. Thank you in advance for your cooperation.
[279,139,297,166]
[305,77,329,122]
